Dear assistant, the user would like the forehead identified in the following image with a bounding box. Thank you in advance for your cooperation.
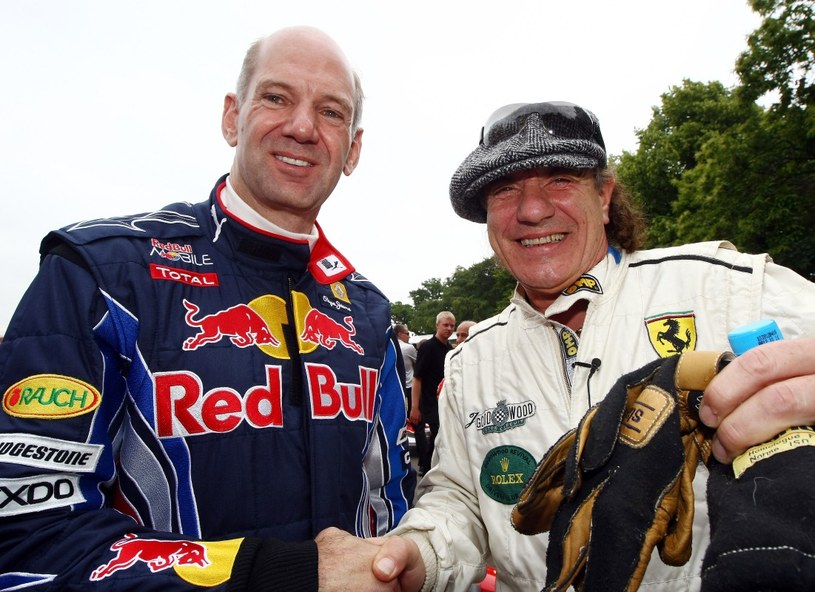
[490,167,591,185]
[251,35,356,105]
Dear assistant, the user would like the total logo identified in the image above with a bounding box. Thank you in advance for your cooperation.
[181,291,364,358]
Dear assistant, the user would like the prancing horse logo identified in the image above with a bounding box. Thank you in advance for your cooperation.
[645,312,697,358]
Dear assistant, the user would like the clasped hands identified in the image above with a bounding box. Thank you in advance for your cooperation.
[315,527,424,592]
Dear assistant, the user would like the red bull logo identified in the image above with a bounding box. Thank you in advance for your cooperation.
[299,310,364,355]
[182,299,280,350]
[90,533,209,581]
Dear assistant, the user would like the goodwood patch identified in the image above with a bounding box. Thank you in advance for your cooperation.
[480,445,537,504]
[465,400,536,435]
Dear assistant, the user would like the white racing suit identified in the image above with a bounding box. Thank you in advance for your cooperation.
[391,241,815,591]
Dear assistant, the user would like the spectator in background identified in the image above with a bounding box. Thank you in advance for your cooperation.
[455,320,476,346]
[410,311,455,476]
[394,323,417,407]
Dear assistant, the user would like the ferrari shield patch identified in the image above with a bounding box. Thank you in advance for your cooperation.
[645,312,697,357]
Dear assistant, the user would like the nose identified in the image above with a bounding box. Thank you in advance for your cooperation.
[283,105,318,143]
[516,183,556,223]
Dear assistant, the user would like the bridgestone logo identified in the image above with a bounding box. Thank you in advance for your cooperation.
[0,474,84,516]
[0,433,102,472]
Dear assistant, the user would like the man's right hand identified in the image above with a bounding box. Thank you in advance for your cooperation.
[372,535,425,591]
[315,528,424,591]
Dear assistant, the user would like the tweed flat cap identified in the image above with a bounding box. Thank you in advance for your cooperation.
[449,101,607,223]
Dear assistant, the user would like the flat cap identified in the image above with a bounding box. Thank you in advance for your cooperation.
[449,101,607,223]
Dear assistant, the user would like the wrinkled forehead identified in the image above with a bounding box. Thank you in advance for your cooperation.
[253,33,356,100]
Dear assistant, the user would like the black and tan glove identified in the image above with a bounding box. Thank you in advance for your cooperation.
[511,351,731,592]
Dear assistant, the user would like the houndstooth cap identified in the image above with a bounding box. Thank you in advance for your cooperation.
[449,101,607,223]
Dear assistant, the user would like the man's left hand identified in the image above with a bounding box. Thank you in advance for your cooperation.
[699,337,815,463]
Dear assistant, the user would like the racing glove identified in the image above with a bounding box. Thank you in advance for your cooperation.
[511,351,731,592]
[702,432,815,590]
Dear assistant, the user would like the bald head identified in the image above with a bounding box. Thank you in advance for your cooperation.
[236,27,364,132]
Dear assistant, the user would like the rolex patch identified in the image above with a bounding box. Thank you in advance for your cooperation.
[480,445,537,504]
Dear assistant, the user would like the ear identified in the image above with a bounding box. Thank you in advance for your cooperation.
[342,128,363,176]
[222,93,239,147]
[599,176,615,225]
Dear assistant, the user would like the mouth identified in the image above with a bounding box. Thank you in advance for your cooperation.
[520,233,565,247]
[276,154,313,168]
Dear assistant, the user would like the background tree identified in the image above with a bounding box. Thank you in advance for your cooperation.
[735,0,814,108]
[390,258,515,333]
[617,0,814,277]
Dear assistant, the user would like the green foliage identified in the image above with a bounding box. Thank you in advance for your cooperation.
[390,257,516,333]
[736,0,815,108]
[616,0,815,279]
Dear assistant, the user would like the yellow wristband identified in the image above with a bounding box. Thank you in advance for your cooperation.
[732,426,815,478]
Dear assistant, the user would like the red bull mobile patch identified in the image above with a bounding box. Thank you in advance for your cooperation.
[3,374,101,419]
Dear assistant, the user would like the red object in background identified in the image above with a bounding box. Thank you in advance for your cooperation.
[480,565,496,591]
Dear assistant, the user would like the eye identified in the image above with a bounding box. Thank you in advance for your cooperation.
[262,94,285,105]
[486,183,516,198]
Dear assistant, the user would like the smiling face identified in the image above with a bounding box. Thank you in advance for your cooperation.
[221,28,362,233]
[484,167,613,311]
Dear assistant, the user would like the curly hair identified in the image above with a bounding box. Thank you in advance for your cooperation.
[595,168,646,251]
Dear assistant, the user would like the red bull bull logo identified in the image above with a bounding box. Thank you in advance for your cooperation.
[90,533,209,581]
[299,310,364,355]
[182,299,280,350]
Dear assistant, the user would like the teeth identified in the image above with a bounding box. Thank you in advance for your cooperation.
[521,234,565,247]
[277,155,311,167]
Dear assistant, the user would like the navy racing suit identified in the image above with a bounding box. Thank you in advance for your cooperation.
[0,175,414,591]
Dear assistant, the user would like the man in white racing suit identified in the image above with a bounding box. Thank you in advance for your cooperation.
[365,101,815,591]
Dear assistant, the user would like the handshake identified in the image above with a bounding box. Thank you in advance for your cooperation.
[511,350,815,592]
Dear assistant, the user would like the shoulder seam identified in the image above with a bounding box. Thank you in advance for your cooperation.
[629,254,753,274]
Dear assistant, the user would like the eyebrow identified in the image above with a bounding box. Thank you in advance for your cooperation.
[254,78,354,115]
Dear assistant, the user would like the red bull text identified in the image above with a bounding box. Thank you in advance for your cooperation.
[155,364,378,437]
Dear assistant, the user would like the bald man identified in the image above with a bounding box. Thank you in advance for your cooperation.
[0,27,413,591]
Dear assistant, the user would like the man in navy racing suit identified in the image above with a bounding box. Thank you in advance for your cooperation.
[0,26,414,592]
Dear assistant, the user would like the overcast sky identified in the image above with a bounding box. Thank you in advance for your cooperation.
[0,0,761,334]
